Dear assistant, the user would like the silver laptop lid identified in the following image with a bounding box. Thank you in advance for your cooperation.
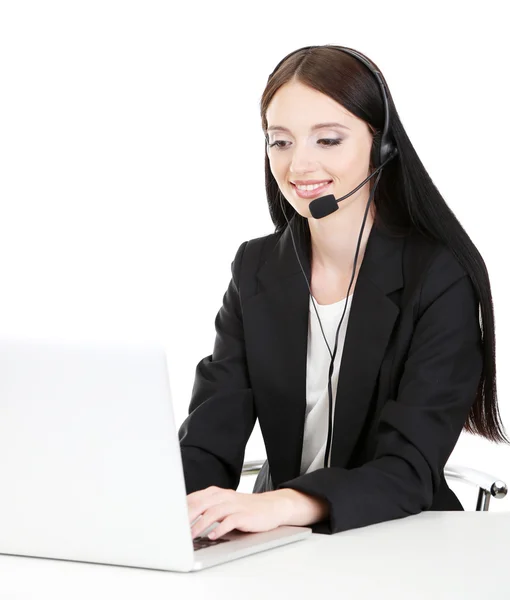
[0,335,195,571]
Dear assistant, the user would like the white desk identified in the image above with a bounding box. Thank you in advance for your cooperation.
[0,512,508,599]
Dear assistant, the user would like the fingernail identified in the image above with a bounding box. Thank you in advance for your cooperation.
[208,532,216,539]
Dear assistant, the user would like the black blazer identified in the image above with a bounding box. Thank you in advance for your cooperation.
[178,215,483,535]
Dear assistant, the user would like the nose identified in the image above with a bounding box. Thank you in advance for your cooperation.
[289,142,319,175]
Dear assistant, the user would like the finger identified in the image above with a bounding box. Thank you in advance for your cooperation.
[205,514,239,540]
[191,503,237,539]
[188,488,234,524]
[189,495,224,525]
[187,487,221,523]
[191,504,233,539]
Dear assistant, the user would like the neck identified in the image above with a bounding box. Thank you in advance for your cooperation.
[308,197,376,276]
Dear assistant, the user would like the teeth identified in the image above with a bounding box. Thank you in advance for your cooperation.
[295,182,330,191]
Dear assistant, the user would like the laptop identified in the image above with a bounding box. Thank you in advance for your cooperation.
[0,335,311,572]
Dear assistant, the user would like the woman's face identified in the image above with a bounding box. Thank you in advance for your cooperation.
[265,79,375,219]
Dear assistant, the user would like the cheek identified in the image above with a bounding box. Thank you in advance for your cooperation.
[268,156,288,182]
[338,148,366,177]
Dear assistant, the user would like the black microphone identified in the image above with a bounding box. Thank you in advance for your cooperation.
[309,148,398,219]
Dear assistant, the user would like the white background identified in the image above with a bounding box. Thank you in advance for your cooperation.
[0,0,508,512]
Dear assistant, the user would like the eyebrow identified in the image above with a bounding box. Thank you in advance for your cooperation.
[266,122,351,133]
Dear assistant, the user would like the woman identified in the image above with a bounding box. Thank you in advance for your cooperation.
[179,45,508,540]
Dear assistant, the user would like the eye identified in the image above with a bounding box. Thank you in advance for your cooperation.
[318,138,342,147]
[268,140,289,149]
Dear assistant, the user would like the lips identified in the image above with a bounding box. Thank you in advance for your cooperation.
[291,180,332,199]
[291,180,333,186]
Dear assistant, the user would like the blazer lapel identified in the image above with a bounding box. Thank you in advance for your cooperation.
[330,223,403,468]
[244,214,404,487]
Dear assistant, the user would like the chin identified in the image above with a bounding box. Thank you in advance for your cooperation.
[290,202,310,219]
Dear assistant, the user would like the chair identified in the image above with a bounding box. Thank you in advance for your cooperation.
[241,459,508,512]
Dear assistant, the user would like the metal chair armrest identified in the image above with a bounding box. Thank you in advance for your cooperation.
[444,464,507,511]
[242,459,265,477]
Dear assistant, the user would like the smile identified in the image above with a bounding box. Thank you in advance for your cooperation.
[291,181,332,199]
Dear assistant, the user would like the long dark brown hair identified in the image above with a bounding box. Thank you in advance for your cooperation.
[259,45,508,443]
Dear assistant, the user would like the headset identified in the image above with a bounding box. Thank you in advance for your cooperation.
[266,45,399,469]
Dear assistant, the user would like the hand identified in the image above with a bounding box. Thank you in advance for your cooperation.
[187,486,292,541]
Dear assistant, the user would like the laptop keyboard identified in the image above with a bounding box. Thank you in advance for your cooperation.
[193,536,231,551]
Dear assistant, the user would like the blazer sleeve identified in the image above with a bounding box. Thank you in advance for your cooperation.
[178,241,257,494]
[276,247,484,534]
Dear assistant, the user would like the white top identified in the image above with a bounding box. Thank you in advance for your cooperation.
[300,293,353,474]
